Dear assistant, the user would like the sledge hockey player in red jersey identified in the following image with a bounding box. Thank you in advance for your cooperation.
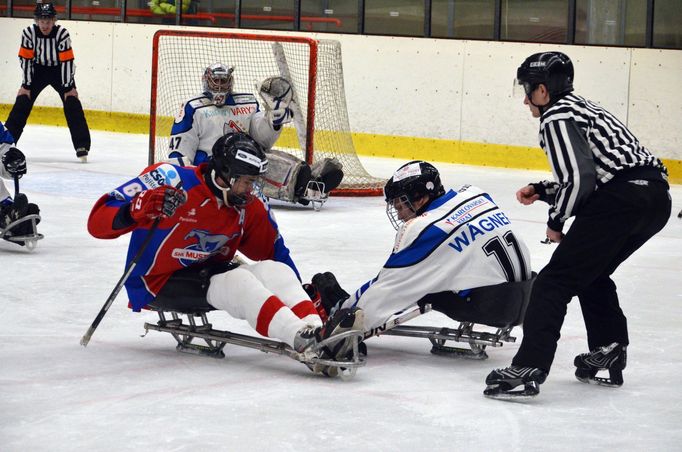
[167,63,343,207]
[309,160,533,349]
[0,121,42,249]
[87,132,363,373]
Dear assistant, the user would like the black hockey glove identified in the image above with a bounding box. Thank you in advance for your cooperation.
[2,147,27,177]
[311,272,350,320]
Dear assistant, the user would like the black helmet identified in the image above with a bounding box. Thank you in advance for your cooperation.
[210,132,268,181]
[516,51,574,99]
[384,161,445,229]
[208,132,268,206]
[384,160,445,204]
[34,2,57,18]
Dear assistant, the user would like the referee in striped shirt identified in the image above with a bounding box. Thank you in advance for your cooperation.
[484,51,671,398]
[5,2,91,162]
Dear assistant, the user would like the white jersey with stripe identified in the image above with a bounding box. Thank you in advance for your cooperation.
[342,185,532,330]
[168,92,281,165]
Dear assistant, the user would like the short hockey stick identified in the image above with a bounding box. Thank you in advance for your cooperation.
[80,182,183,346]
[80,216,162,347]
[362,303,431,340]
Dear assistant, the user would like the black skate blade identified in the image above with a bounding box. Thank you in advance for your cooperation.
[430,344,488,360]
[176,343,225,359]
[575,375,623,387]
[483,381,540,400]
[575,367,623,387]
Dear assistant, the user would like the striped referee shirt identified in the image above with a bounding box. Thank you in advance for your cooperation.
[538,92,667,231]
[18,24,75,89]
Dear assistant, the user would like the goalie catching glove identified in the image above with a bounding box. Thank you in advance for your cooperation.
[259,76,295,127]
[130,185,187,223]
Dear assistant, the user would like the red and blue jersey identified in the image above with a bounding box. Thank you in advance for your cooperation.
[88,162,298,311]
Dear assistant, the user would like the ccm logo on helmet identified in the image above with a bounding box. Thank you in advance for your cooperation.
[529,61,546,67]
[235,149,267,172]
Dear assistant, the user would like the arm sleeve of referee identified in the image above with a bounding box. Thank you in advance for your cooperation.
[18,27,35,89]
[56,27,75,89]
[541,118,597,232]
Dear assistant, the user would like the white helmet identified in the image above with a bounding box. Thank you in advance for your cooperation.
[202,63,234,107]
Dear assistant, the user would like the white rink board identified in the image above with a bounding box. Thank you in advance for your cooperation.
[0,18,680,158]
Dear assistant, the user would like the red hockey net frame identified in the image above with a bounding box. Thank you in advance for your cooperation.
[149,30,384,196]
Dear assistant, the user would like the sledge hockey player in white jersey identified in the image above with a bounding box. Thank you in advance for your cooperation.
[310,160,532,335]
[168,63,343,207]
[0,121,42,248]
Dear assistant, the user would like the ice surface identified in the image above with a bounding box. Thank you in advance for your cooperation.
[1,126,681,451]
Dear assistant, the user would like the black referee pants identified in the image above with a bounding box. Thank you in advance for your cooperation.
[5,65,91,151]
[512,177,671,372]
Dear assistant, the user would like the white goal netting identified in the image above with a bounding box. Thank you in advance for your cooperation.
[150,30,384,195]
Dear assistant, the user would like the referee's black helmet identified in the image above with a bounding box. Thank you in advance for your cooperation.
[34,2,57,18]
[516,52,574,99]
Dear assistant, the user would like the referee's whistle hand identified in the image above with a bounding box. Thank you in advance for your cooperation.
[546,227,563,243]
[516,185,539,205]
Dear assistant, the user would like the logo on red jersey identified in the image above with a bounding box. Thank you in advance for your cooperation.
[173,229,239,266]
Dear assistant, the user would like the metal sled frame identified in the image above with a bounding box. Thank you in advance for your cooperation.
[366,305,518,360]
[378,273,537,359]
[143,309,366,378]
[0,214,44,251]
[301,179,328,211]
[381,321,518,360]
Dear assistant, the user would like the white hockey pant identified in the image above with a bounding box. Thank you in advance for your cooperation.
[207,260,321,348]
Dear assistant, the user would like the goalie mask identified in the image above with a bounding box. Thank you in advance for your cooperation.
[207,132,268,207]
[384,161,445,230]
[202,63,234,107]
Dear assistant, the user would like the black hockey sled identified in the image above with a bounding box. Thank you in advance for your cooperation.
[0,214,43,250]
[142,297,366,379]
[367,274,536,360]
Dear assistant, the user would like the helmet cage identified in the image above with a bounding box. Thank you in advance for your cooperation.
[383,161,445,230]
[202,64,234,107]
[385,194,418,230]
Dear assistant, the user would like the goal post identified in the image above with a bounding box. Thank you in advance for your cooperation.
[149,30,385,196]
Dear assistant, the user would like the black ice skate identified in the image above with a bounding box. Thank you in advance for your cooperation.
[574,342,626,387]
[0,194,43,249]
[76,147,89,163]
[483,366,547,400]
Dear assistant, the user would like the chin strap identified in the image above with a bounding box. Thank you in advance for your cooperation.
[529,90,571,116]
